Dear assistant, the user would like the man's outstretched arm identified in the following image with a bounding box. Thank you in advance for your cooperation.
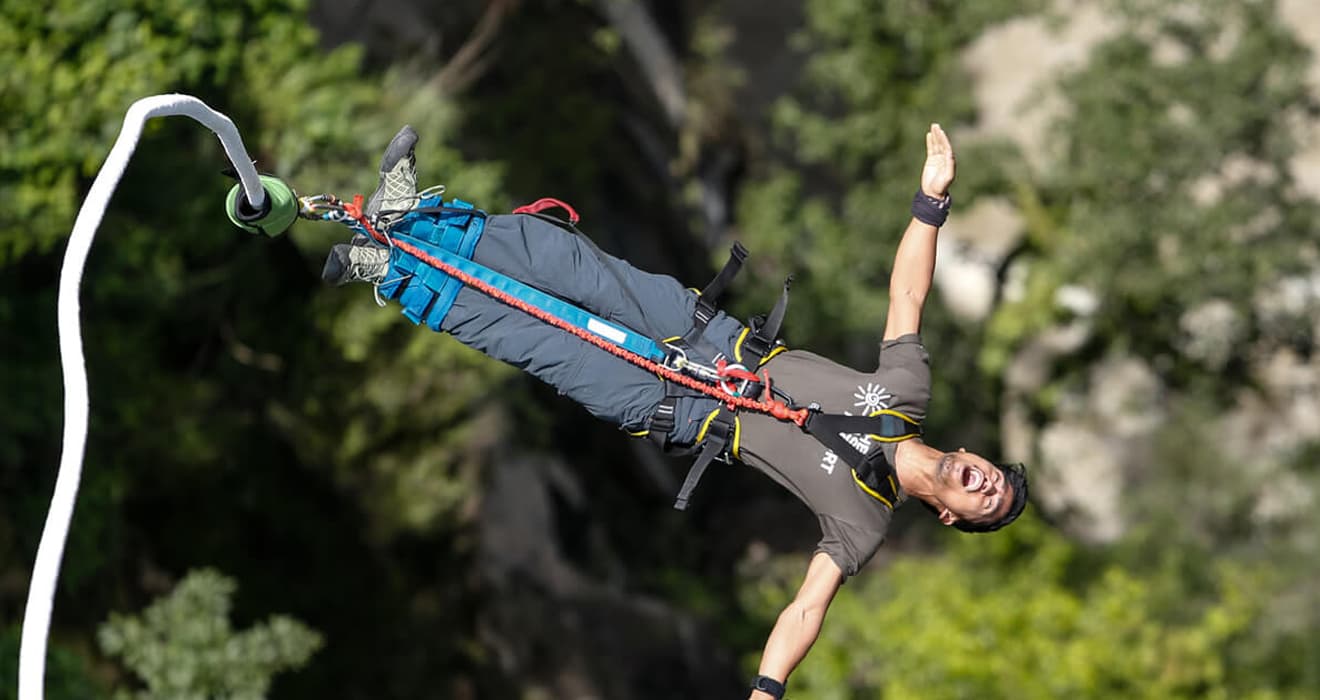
[748,552,844,699]
[883,123,957,341]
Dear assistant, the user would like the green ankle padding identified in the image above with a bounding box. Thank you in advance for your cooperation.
[225,175,298,236]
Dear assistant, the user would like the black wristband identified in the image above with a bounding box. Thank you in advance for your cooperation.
[751,675,786,699]
[911,188,952,227]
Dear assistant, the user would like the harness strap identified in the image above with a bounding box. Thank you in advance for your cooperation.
[654,244,791,508]
[645,395,679,451]
[800,410,922,443]
[761,276,791,342]
[800,409,921,508]
[674,410,736,511]
[684,243,747,343]
[379,198,486,330]
[701,242,748,309]
[391,232,670,360]
[397,205,492,217]
[738,276,791,370]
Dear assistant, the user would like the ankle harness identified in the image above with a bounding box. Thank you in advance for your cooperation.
[374,193,486,330]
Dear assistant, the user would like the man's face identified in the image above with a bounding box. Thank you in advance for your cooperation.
[933,449,1014,527]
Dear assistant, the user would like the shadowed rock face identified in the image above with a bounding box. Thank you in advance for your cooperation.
[476,453,742,698]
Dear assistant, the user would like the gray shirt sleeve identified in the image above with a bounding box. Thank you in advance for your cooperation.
[878,335,931,415]
[816,514,888,579]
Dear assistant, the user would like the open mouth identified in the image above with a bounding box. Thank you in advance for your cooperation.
[962,465,984,492]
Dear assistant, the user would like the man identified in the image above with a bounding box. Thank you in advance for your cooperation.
[321,123,1027,699]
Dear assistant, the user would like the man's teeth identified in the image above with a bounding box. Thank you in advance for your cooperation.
[965,469,983,492]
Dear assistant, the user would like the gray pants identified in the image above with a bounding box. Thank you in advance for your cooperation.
[438,214,739,444]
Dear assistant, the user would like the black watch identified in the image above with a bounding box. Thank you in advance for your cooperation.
[750,674,786,699]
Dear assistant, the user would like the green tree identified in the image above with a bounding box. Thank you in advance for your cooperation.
[740,516,1314,699]
[1,1,511,696]
[733,0,1042,352]
[98,569,321,699]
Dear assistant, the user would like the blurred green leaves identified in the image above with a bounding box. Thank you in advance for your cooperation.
[2,1,509,696]
[0,0,314,261]
[98,569,322,699]
[733,0,1041,360]
[744,516,1299,700]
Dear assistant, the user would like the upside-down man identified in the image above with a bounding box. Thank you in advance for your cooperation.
[318,122,1028,699]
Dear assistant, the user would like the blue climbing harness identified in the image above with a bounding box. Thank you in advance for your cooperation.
[375,195,668,361]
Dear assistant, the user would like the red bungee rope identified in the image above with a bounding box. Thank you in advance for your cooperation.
[342,196,809,426]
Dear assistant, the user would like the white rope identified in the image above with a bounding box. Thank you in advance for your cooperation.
[19,94,265,700]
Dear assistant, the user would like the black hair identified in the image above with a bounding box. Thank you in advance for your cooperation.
[952,462,1028,533]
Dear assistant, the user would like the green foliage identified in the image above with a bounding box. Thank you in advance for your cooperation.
[0,626,104,700]
[97,569,321,699]
[0,0,311,260]
[741,516,1314,699]
[1,0,511,696]
[1,0,513,542]
[732,0,1042,361]
[0,0,506,258]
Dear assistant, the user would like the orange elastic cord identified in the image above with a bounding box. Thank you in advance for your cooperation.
[345,199,809,429]
[387,234,808,427]
[344,194,390,245]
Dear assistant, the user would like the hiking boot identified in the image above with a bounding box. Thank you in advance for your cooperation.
[365,125,420,229]
[321,240,391,286]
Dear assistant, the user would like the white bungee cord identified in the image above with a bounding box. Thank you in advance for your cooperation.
[19,94,269,700]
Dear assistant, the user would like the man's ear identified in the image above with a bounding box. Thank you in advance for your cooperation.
[938,507,958,526]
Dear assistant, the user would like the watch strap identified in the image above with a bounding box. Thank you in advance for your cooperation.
[750,674,786,699]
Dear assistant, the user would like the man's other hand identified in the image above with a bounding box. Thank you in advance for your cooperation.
[921,123,956,198]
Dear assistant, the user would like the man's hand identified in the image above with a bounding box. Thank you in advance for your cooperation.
[883,123,955,340]
[920,123,956,198]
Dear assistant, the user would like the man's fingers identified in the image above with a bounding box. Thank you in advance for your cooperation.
[930,123,951,153]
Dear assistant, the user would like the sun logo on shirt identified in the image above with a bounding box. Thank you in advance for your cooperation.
[853,383,893,414]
